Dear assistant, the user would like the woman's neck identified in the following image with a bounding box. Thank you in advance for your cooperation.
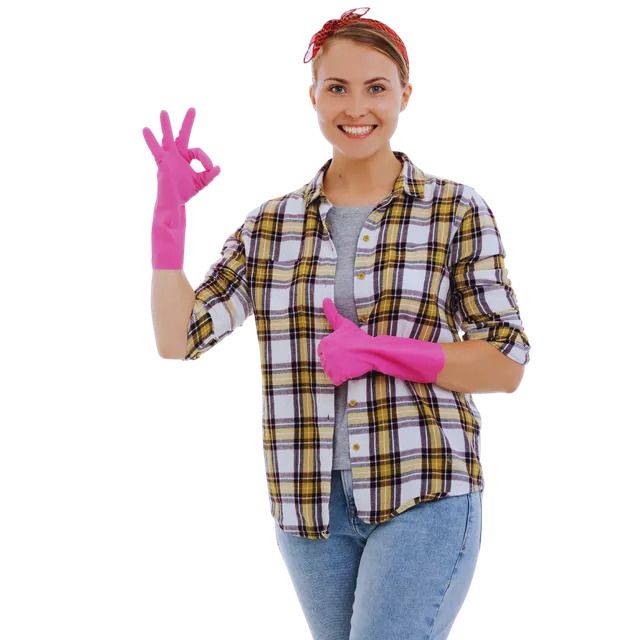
[322,149,402,206]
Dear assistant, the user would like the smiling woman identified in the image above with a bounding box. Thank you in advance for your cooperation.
[306,8,412,203]
[257,8,525,640]
[147,6,531,640]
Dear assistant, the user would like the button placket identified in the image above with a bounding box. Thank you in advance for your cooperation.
[347,398,360,453]
[354,223,378,324]
[346,378,367,459]
[344,377,372,538]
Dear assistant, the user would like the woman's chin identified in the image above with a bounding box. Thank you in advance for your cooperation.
[335,144,386,159]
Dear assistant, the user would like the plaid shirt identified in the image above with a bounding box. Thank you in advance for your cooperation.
[183,150,531,539]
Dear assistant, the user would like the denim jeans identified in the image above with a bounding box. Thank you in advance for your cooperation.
[274,468,482,640]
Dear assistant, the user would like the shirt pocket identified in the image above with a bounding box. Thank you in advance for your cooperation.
[390,239,445,302]
[400,240,439,288]
[370,230,447,340]
[247,255,300,318]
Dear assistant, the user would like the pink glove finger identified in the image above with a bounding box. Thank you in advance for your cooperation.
[188,147,221,189]
[188,147,214,171]
[176,107,196,149]
[322,298,348,330]
[142,127,162,164]
[160,109,176,150]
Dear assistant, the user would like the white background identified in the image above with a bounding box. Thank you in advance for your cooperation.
[1,0,638,638]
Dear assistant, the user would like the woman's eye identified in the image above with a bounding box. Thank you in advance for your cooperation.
[329,85,385,94]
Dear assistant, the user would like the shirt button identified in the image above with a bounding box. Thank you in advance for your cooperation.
[352,443,360,451]
[363,234,370,241]
[348,399,357,407]
[357,272,365,280]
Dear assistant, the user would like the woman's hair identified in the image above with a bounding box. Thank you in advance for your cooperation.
[310,22,409,90]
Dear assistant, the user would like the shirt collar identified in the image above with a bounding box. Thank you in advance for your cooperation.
[303,150,427,209]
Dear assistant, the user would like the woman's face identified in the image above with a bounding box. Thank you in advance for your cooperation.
[309,38,412,159]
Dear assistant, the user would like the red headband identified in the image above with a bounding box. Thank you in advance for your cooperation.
[303,7,409,77]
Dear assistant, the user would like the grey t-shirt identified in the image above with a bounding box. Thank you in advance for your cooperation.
[325,203,377,470]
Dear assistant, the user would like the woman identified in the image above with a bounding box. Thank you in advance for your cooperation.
[145,7,531,639]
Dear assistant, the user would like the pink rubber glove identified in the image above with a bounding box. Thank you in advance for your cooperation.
[317,298,446,386]
[142,107,221,269]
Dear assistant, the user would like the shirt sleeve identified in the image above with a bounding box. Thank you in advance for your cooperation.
[447,188,531,365]
[183,223,253,361]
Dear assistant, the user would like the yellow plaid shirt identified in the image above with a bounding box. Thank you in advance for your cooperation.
[184,150,531,539]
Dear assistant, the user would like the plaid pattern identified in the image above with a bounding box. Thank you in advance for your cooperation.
[184,150,531,539]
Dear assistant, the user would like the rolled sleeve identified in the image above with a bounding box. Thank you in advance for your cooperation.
[183,224,253,361]
[448,188,531,365]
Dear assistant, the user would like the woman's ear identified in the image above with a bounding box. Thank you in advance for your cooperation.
[400,83,413,111]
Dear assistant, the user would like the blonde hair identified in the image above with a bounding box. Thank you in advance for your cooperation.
[311,23,409,90]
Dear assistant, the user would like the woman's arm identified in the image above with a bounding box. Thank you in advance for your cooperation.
[436,341,524,394]
[446,188,531,389]
[151,269,196,359]
[317,299,524,394]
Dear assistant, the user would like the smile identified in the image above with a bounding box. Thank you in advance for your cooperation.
[337,125,378,139]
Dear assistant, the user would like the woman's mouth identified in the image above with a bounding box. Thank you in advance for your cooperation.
[337,124,378,139]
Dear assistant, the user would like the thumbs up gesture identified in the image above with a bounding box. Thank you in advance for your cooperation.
[317,298,447,387]
[317,298,376,386]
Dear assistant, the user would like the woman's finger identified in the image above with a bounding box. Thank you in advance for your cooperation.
[159,110,175,149]
[189,147,214,172]
[190,147,221,188]
[177,107,196,149]
[142,126,162,163]
[322,298,346,330]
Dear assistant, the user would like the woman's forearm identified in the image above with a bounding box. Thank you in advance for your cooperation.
[151,269,196,359]
[435,341,524,394]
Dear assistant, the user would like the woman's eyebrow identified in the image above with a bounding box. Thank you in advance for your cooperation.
[323,77,390,84]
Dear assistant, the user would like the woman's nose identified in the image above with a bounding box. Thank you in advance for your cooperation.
[344,92,374,117]
[343,102,369,119]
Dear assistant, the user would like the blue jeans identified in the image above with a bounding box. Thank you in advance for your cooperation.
[274,468,482,640]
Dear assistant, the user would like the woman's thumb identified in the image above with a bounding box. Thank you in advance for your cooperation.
[323,298,346,330]
[202,165,222,187]
[189,147,220,188]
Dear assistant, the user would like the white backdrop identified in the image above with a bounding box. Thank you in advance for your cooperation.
[1,0,638,638]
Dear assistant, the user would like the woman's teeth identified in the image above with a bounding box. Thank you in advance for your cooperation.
[338,125,377,138]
